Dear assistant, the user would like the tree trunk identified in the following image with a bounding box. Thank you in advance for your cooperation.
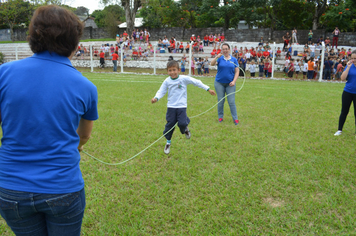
[9,23,14,42]
[124,5,135,36]
[312,6,318,30]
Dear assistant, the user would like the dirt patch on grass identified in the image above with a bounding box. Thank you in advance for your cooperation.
[264,197,284,208]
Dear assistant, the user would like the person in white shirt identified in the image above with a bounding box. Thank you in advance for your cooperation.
[310,43,316,58]
[151,60,216,154]
[249,60,256,77]
[303,59,308,79]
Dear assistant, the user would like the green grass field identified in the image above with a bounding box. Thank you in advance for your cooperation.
[0,72,355,235]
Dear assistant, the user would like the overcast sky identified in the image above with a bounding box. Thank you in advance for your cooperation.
[66,0,105,13]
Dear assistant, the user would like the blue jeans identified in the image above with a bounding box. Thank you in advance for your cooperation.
[113,60,117,72]
[324,69,331,80]
[0,187,85,236]
[307,70,314,79]
[214,80,238,121]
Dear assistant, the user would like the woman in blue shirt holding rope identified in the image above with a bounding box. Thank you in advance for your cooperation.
[211,43,240,125]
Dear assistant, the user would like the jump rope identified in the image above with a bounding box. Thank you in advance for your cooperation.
[83,51,246,166]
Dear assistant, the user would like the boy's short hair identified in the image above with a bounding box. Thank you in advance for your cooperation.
[167,60,179,69]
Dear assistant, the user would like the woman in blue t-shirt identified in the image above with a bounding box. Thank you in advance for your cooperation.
[0,6,98,235]
[334,51,356,136]
[211,43,240,125]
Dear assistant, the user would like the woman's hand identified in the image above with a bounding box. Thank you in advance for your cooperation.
[229,81,236,87]
[216,53,222,59]
[347,60,353,67]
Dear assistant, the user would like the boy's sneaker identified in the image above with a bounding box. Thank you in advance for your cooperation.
[234,120,239,125]
[334,130,342,136]
[164,143,171,154]
[184,128,191,139]
[218,118,223,123]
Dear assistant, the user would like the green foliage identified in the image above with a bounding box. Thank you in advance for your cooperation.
[0,52,4,64]
[91,5,125,30]
[0,0,33,30]
[320,0,355,31]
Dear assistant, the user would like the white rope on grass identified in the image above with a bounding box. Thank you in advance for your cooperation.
[83,60,246,166]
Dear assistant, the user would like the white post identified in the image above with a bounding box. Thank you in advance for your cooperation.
[272,42,276,78]
[15,46,18,60]
[153,45,156,75]
[90,44,93,72]
[120,46,124,73]
[319,42,325,82]
[189,42,192,76]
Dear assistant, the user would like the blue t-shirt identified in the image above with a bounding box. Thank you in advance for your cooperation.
[324,60,333,70]
[0,51,98,194]
[215,55,239,83]
[259,65,264,72]
[344,64,356,94]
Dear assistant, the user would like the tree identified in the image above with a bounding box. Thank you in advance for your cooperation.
[101,0,142,36]
[0,0,34,41]
[75,6,90,16]
[320,0,355,31]
[91,5,125,33]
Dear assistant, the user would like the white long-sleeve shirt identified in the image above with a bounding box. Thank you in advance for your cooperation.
[154,75,210,108]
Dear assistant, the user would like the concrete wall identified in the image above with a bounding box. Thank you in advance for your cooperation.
[2,27,356,46]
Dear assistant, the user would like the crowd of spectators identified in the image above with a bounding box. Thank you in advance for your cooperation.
[73,27,353,79]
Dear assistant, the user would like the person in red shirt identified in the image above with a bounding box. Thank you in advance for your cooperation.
[203,35,209,46]
[276,47,281,57]
[211,47,217,58]
[179,42,184,53]
[99,50,105,68]
[220,33,225,42]
[216,48,221,55]
[132,49,139,59]
[190,34,196,43]
[185,43,190,53]
[168,41,175,53]
[193,42,198,52]
[112,51,119,72]
[257,51,262,60]
[262,50,270,59]
[209,34,214,45]
[123,30,128,38]
[250,49,256,61]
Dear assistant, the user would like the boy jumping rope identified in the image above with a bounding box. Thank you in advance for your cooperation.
[151,60,216,154]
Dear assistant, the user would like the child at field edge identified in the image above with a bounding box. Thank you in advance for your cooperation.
[151,60,216,154]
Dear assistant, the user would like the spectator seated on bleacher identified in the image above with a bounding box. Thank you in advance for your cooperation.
[220,33,225,42]
[211,47,217,57]
[168,40,175,53]
[209,34,214,45]
[93,48,98,57]
[190,34,196,43]
[162,37,169,48]
[185,43,190,53]
[203,35,209,46]
[179,42,184,53]
[199,42,204,52]
[158,39,163,48]
[193,42,199,52]
[132,49,139,60]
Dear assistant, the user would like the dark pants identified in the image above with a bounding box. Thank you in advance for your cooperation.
[332,36,339,48]
[324,69,331,80]
[307,70,314,79]
[338,90,356,131]
[164,108,190,140]
[0,187,85,236]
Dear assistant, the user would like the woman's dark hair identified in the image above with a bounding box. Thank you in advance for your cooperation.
[28,5,84,57]
[221,43,230,49]
[309,57,314,61]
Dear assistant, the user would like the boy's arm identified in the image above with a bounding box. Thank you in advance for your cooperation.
[184,76,216,95]
[151,80,168,103]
